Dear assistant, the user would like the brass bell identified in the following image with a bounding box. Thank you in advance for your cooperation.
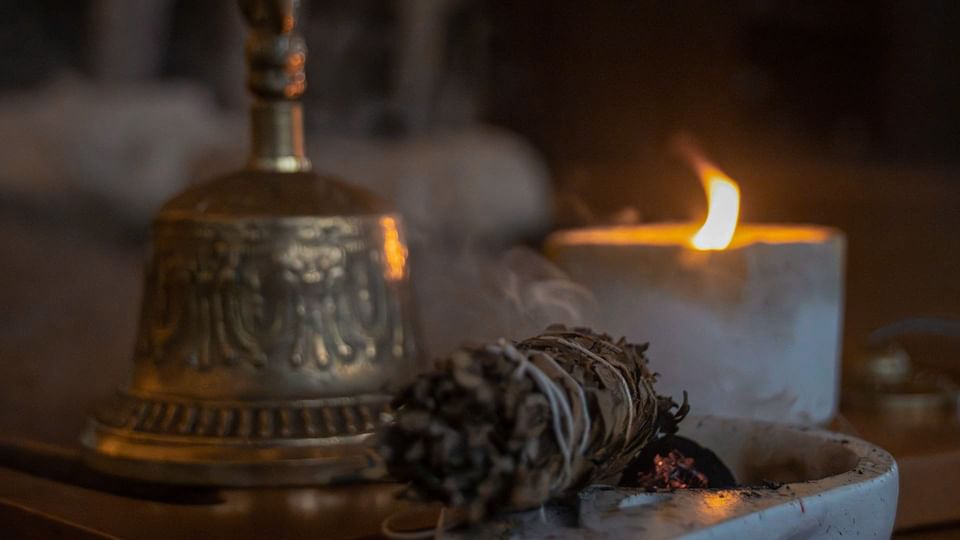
[81,0,418,485]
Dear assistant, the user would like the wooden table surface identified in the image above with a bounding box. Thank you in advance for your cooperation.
[0,461,410,539]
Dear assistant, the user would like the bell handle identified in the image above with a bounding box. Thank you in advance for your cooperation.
[238,0,311,171]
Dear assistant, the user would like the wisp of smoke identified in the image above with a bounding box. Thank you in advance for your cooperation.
[410,239,597,359]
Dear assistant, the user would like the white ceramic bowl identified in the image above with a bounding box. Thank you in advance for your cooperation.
[465,415,898,538]
[577,415,899,539]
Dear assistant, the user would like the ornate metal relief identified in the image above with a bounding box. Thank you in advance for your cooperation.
[94,392,390,440]
[135,215,410,373]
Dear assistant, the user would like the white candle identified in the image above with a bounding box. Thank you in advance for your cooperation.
[547,224,844,425]
[545,152,845,425]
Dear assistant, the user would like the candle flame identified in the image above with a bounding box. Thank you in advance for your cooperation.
[692,167,740,250]
[674,136,741,250]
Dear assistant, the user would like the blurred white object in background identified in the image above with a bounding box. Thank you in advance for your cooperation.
[0,76,237,220]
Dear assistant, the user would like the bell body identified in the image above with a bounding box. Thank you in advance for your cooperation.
[82,171,418,485]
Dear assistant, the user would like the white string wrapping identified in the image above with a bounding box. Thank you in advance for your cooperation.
[528,350,592,454]
[537,335,637,451]
[486,339,588,489]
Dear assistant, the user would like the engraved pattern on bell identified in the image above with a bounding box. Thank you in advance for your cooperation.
[82,209,417,485]
[93,393,391,441]
[131,215,414,400]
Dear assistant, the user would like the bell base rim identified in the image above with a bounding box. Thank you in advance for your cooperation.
[80,419,386,487]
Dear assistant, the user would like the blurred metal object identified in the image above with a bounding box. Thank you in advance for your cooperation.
[867,316,960,346]
[844,322,960,424]
[81,0,419,485]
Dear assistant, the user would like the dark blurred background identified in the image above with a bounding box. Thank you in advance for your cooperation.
[0,0,958,446]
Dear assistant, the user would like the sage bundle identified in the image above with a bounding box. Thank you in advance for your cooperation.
[379,326,687,522]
